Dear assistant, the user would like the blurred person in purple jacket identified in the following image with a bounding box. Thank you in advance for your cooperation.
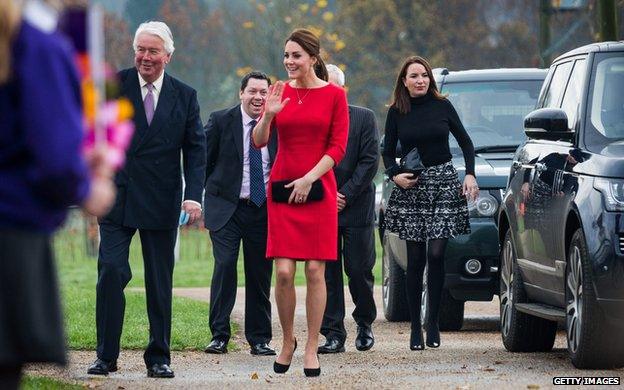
[0,1,115,388]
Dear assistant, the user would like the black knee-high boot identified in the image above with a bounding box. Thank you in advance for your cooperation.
[425,239,448,348]
[405,241,427,349]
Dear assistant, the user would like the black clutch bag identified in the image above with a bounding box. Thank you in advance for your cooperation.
[400,147,425,177]
[271,179,324,203]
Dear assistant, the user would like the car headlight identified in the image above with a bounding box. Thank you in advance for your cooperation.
[467,193,499,217]
[593,178,624,211]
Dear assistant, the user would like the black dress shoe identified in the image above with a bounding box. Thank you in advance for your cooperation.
[355,325,375,351]
[87,358,118,375]
[204,339,227,354]
[426,324,440,348]
[147,363,175,378]
[317,338,345,354]
[250,343,276,356]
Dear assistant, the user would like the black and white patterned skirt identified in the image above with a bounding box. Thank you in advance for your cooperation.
[384,161,471,242]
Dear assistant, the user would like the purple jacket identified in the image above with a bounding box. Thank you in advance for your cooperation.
[0,21,90,233]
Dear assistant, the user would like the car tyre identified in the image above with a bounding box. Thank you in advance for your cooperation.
[382,232,409,321]
[500,229,557,352]
[566,228,624,368]
[438,290,465,331]
[420,277,465,331]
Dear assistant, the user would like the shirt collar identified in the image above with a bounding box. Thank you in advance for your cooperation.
[138,71,165,93]
[240,105,258,127]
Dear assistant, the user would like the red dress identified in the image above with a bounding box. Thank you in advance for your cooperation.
[264,83,348,260]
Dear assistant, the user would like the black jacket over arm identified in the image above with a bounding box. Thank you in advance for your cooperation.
[334,105,379,227]
[203,105,277,231]
[102,68,206,229]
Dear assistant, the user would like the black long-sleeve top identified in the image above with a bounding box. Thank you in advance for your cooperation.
[382,93,475,177]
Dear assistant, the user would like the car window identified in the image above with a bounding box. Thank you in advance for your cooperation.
[585,53,624,153]
[560,59,586,129]
[542,61,573,108]
[442,80,544,150]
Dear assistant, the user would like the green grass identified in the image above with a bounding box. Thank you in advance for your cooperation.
[54,213,215,351]
[21,376,84,390]
[54,212,383,289]
[62,285,212,350]
[53,211,381,350]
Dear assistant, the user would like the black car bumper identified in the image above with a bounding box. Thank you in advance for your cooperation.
[444,218,500,301]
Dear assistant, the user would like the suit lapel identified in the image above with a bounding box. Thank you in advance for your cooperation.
[124,69,148,153]
[229,106,244,163]
[136,73,179,150]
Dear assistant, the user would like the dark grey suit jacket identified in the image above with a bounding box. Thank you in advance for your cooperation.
[334,105,379,227]
[203,105,277,231]
[102,68,206,229]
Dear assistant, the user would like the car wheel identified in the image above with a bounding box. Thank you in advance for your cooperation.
[438,290,465,331]
[420,265,464,331]
[382,232,409,321]
[566,228,624,368]
[500,229,557,352]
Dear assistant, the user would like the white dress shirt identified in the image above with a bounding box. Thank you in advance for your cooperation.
[138,71,164,110]
[240,106,270,199]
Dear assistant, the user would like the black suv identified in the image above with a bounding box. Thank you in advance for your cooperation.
[379,68,546,329]
[498,41,624,368]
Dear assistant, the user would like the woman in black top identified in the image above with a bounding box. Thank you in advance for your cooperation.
[382,56,478,350]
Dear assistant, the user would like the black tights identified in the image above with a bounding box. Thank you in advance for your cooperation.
[0,365,22,390]
[405,239,447,344]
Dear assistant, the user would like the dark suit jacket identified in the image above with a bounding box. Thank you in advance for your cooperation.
[203,105,277,231]
[102,68,206,230]
[335,105,379,227]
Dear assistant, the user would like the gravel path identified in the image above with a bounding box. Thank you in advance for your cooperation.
[26,287,623,388]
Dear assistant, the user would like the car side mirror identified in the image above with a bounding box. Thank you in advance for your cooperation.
[524,108,573,141]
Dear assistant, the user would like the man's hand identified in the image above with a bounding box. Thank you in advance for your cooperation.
[83,176,116,217]
[82,145,116,217]
[337,192,347,212]
[182,201,202,225]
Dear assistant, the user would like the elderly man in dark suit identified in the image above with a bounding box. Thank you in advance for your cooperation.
[87,21,206,378]
[318,65,379,354]
[203,71,276,356]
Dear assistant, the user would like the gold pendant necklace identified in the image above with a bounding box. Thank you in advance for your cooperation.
[295,87,311,105]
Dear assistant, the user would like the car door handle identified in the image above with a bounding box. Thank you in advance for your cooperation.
[512,161,537,170]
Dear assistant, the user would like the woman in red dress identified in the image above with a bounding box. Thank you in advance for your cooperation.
[252,29,348,377]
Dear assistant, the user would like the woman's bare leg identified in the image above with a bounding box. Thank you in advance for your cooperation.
[274,258,297,364]
[304,260,326,368]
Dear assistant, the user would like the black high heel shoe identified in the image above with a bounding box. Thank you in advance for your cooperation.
[426,325,440,348]
[410,329,425,351]
[273,338,297,374]
[303,353,321,377]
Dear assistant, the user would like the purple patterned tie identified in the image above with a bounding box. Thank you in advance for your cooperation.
[144,83,155,125]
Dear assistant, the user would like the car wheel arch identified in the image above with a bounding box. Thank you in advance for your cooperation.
[498,211,510,246]
[564,207,582,261]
